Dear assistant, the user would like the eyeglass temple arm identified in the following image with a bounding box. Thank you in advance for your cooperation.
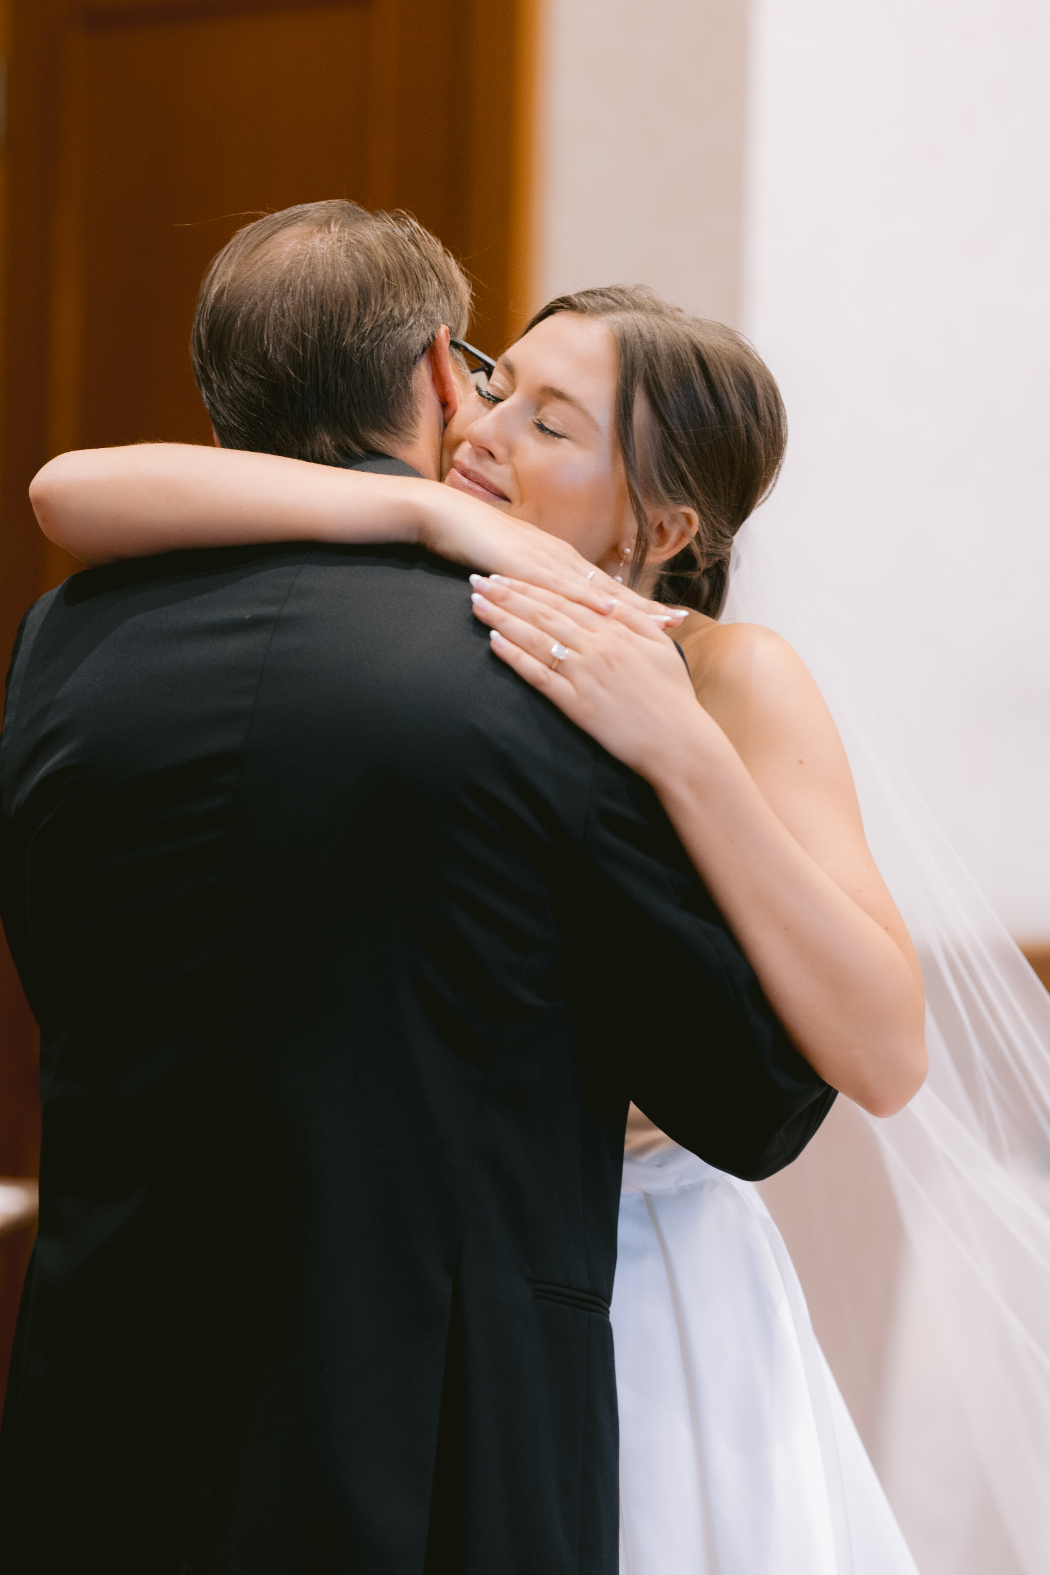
[449,337,497,377]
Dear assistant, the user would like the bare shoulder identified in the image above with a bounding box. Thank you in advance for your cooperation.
[674,613,858,823]
[674,616,916,972]
[674,615,820,718]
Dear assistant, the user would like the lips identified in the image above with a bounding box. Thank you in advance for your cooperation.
[447,461,511,503]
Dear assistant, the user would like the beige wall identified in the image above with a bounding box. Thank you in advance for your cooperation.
[532,0,748,327]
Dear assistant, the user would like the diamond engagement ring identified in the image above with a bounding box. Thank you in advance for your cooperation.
[549,643,570,672]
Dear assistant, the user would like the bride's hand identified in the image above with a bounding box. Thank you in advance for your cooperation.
[419,484,673,620]
[468,575,705,781]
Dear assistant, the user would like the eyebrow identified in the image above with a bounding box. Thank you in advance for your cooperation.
[497,356,602,433]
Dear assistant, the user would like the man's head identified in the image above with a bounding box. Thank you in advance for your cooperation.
[191,200,472,478]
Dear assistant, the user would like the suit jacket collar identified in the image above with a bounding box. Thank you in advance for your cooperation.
[340,451,422,479]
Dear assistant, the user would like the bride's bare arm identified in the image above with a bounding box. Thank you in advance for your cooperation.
[468,577,927,1118]
[29,444,659,618]
[30,444,433,564]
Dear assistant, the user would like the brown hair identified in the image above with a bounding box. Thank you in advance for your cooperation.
[524,286,786,615]
[191,200,471,465]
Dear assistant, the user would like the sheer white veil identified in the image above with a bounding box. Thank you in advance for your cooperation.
[721,520,1050,1575]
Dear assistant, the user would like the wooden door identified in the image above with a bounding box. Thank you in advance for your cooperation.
[0,0,536,1404]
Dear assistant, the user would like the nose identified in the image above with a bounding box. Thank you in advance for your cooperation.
[463,393,510,465]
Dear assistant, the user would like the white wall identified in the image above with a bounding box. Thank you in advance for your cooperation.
[743,0,1050,940]
[535,0,1050,940]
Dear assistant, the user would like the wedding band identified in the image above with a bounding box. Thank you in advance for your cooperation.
[550,642,570,671]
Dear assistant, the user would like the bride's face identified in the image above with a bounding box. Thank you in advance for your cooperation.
[441,313,636,572]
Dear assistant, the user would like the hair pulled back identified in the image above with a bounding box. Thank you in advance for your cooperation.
[524,286,786,616]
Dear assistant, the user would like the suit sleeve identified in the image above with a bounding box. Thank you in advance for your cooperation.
[576,751,835,1181]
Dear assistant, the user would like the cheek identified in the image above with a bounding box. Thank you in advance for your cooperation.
[518,452,626,558]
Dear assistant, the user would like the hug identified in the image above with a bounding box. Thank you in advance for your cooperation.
[0,200,929,1573]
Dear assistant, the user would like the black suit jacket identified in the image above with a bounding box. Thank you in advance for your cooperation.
[0,465,833,1574]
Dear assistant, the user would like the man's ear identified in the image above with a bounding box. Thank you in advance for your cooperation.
[646,505,699,565]
[425,325,464,430]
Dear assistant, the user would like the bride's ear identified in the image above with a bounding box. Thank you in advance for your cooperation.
[426,326,464,429]
[645,505,699,566]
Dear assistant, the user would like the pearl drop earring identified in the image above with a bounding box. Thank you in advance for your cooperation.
[614,545,632,584]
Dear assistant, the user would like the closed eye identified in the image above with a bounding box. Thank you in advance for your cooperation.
[478,387,566,439]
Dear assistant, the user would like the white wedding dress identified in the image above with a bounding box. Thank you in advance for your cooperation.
[613,1109,920,1575]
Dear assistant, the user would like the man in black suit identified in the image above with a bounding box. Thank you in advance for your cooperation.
[0,201,833,1574]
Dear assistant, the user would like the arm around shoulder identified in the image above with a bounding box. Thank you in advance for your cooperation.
[29,444,430,566]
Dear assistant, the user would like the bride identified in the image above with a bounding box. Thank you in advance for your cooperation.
[33,285,933,1571]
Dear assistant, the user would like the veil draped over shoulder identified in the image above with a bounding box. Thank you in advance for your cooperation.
[720,522,1050,1575]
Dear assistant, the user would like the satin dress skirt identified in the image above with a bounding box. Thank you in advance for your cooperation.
[613,1124,920,1575]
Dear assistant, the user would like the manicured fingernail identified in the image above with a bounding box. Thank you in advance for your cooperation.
[471,592,491,607]
[469,573,490,588]
[490,574,508,584]
[489,629,506,647]
[599,597,618,610]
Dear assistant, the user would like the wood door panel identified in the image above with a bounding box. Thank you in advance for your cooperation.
[60,6,371,452]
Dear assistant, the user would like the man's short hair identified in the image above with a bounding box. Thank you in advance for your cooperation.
[191,200,472,464]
